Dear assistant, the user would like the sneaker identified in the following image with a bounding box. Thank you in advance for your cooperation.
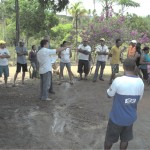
[45,98,52,101]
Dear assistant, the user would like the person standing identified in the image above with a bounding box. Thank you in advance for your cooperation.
[127,40,137,58]
[0,40,10,87]
[37,39,71,101]
[58,41,73,84]
[93,38,109,82]
[104,58,144,150]
[13,41,28,86]
[29,45,37,79]
[77,39,91,80]
[109,39,122,84]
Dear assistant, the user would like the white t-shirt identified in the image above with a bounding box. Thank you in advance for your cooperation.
[0,48,10,66]
[96,45,109,62]
[78,44,91,60]
[37,47,56,74]
[60,48,70,63]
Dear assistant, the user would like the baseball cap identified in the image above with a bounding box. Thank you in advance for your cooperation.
[131,40,137,44]
[0,40,6,44]
[100,38,105,41]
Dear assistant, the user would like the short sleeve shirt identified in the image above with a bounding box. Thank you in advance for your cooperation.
[107,75,144,126]
[78,44,91,60]
[60,48,71,63]
[110,45,121,64]
[37,47,56,74]
[96,45,109,62]
[16,46,27,64]
[0,48,10,66]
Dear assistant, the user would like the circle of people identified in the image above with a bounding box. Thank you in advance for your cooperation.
[0,38,149,95]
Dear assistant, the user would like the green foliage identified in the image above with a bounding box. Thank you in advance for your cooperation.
[51,23,73,46]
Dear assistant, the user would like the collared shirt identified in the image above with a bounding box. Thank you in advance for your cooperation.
[96,45,109,62]
[37,47,56,74]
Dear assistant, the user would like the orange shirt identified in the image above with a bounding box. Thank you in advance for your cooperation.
[127,46,136,58]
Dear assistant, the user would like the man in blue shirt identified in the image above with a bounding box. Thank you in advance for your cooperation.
[104,58,144,150]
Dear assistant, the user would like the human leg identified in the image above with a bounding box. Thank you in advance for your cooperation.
[78,60,83,80]
[40,71,51,100]
[83,60,89,80]
[22,63,28,84]
[104,119,121,150]
[120,141,128,150]
[99,61,106,81]
[31,62,37,78]
[109,64,119,84]
[66,63,73,84]
[13,63,21,85]
[3,65,9,87]
[59,62,65,81]
[93,61,100,82]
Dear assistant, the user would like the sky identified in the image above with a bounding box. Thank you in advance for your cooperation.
[58,0,149,17]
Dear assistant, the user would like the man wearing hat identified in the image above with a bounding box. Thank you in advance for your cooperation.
[77,39,91,80]
[0,40,10,87]
[93,38,109,82]
[127,40,137,58]
[13,41,28,85]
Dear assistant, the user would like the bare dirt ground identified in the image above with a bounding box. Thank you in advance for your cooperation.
[0,65,150,149]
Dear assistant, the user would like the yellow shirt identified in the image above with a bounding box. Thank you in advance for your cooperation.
[110,45,121,64]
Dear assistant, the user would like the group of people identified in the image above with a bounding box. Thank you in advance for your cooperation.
[0,37,148,149]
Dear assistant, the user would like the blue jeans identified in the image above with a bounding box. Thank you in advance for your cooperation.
[93,61,106,80]
[40,71,51,100]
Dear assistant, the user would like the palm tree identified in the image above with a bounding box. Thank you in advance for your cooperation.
[68,2,87,48]
[117,0,140,15]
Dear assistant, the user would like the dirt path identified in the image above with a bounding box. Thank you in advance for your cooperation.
[0,66,150,149]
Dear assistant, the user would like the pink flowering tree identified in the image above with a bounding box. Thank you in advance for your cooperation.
[79,14,150,49]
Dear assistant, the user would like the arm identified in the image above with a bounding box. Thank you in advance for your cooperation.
[97,51,109,55]
[0,54,10,59]
[107,79,117,98]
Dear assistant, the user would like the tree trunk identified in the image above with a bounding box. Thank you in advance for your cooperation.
[15,0,20,46]
[74,15,78,61]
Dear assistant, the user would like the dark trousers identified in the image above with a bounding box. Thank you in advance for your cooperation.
[49,71,53,92]
[78,59,89,74]
[93,61,106,80]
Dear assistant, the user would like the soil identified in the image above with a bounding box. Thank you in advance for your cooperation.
[0,66,150,149]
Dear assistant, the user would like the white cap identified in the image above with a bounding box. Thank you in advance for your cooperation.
[131,40,137,44]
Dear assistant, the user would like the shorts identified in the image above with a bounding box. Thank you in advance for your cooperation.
[78,59,89,74]
[0,65,9,78]
[60,62,71,71]
[16,63,28,73]
[111,64,119,74]
[105,119,133,144]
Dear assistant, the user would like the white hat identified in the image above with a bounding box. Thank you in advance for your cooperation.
[100,38,105,41]
[131,40,137,44]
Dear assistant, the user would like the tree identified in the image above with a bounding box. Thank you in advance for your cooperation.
[117,0,140,15]
[68,2,87,47]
